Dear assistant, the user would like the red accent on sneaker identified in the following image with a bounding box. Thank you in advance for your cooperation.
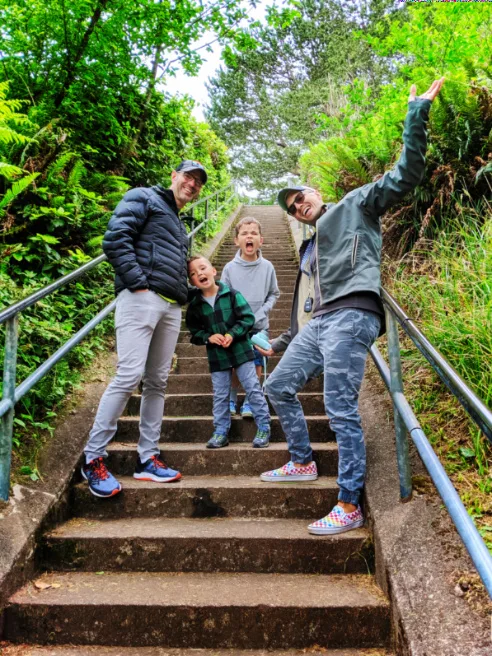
[88,457,110,481]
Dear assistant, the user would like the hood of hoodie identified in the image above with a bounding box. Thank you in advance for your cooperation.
[222,250,275,331]
[233,249,263,268]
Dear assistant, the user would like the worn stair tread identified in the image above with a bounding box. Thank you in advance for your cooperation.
[75,475,338,490]
[107,442,336,454]
[119,415,330,423]
[10,571,388,608]
[46,516,366,541]
[0,647,393,656]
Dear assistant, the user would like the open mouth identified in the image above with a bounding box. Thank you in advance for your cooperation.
[302,206,311,218]
[245,240,255,251]
[198,275,209,285]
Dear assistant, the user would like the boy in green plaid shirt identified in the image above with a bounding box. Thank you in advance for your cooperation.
[186,256,271,448]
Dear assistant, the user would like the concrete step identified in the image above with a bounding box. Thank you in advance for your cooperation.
[126,392,325,416]
[71,476,340,519]
[116,415,334,443]
[105,442,338,477]
[5,571,390,648]
[215,264,299,271]
[166,373,323,394]
[177,329,288,343]
[0,647,394,656]
[213,258,298,265]
[41,517,370,574]
[174,355,286,373]
[176,341,302,357]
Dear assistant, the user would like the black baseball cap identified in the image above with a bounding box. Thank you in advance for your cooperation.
[175,160,208,184]
[277,185,311,213]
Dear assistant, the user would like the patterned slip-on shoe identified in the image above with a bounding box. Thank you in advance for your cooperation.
[206,433,229,449]
[308,505,364,535]
[260,460,318,482]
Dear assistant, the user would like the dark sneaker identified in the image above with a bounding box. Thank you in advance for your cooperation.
[134,455,182,482]
[240,402,254,418]
[206,433,229,449]
[81,457,121,498]
[229,400,237,415]
[252,426,270,448]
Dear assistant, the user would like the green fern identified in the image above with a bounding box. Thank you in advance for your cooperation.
[46,152,75,183]
[0,173,40,213]
[67,159,86,190]
[0,161,24,179]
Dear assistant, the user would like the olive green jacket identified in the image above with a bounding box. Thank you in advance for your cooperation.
[315,99,431,305]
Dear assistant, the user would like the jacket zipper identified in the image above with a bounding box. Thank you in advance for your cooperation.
[351,233,359,271]
[315,233,323,306]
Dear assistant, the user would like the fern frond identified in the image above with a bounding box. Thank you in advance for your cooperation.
[0,126,31,146]
[0,161,24,179]
[67,159,86,190]
[46,152,75,182]
[0,173,40,211]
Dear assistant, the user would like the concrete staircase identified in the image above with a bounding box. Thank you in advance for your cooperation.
[3,206,392,654]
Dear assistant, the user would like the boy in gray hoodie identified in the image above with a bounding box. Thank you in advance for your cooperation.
[221,216,280,417]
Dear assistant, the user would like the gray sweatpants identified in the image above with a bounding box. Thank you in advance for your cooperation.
[84,290,181,464]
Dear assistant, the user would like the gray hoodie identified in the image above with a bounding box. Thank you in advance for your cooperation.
[221,250,280,332]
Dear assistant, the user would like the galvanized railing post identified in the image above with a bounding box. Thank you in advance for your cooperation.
[385,307,413,501]
[0,316,19,501]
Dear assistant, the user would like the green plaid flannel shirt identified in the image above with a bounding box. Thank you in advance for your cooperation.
[186,282,256,372]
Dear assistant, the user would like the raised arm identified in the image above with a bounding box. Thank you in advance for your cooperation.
[359,78,444,217]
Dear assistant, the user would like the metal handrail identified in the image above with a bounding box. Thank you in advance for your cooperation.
[374,291,492,598]
[382,289,492,443]
[0,181,238,500]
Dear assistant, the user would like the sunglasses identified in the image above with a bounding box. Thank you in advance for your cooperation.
[287,191,305,216]
[183,171,204,188]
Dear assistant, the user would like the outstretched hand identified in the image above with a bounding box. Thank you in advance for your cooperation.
[409,77,445,103]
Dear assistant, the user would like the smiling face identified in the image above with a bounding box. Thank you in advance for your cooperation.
[286,188,324,224]
[170,170,203,209]
[234,220,263,261]
[188,257,218,295]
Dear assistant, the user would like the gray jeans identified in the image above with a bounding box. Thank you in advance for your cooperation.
[84,290,181,464]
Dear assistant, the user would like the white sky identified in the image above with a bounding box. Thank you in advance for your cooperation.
[162,1,273,121]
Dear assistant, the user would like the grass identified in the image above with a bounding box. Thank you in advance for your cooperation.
[383,210,492,550]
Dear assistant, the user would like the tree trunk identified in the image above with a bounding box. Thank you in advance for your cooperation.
[54,0,111,109]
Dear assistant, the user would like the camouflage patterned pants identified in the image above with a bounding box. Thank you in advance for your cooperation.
[265,309,381,505]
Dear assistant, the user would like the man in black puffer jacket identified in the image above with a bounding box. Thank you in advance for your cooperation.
[81,160,207,498]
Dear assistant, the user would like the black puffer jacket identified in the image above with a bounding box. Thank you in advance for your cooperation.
[102,185,189,305]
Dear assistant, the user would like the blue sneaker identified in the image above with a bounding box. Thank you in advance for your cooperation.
[252,426,270,448]
[240,402,254,418]
[206,433,229,449]
[230,400,237,415]
[81,457,121,498]
[134,455,182,482]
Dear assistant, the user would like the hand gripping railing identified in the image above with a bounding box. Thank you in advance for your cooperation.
[0,181,238,501]
[372,288,492,598]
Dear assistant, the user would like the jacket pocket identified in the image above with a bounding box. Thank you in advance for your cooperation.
[351,233,360,271]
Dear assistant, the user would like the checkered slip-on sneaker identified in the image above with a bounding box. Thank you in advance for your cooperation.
[260,460,318,482]
[308,505,364,535]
